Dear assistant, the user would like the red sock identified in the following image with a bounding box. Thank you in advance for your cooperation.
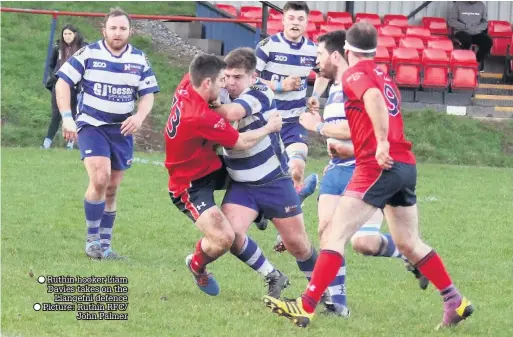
[301,250,343,313]
[416,250,453,291]
[190,239,214,274]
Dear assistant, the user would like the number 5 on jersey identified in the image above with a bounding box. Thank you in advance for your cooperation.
[166,95,181,138]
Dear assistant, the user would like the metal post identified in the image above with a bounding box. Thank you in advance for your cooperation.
[261,3,268,36]
[345,1,354,17]
[43,13,58,85]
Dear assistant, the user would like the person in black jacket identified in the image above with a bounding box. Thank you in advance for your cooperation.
[42,24,87,149]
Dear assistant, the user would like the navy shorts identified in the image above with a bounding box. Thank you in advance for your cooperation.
[281,122,308,147]
[319,164,355,196]
[77,124,133,171]
[222,175,302,219]
[169,167,229,223]
[344,162,417,209]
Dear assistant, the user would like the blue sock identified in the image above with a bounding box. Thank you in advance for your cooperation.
[100,211,116,251]
[296,247,318,281]
[375,233,405,259]
[84,199,105,242]
[234,236,275,277]
[327,259,347,306]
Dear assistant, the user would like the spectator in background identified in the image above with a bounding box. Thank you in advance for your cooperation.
[42,24,86,149]
[448,1,493,72]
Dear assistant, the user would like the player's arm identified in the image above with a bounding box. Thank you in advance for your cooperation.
[232,111,282,150]
[212,103,246,122]
[312,75,330,98]
[300,111,351,139]
[55,46,88,141]
[363,88,388,143]
[198,107,281,151]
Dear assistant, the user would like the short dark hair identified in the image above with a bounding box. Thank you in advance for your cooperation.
[189,54,227,87]
[317,30,347,55]
[283,1,310,15]
[346,22,378,57]
[224,48,257,73]
[104,7,131,28]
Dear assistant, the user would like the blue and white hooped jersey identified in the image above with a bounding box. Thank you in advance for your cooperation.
[57,40,160,129]
[219,84,289,184]
[255,33,317,123]
[324,82,355,167]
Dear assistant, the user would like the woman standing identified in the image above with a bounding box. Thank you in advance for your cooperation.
[42,24,86,149]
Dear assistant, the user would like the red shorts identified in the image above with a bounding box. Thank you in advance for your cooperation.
[344,162,417,209]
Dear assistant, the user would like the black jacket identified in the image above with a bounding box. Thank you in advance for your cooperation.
[45,40,88,91]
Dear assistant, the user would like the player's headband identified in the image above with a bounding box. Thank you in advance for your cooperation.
[343,41,376,53]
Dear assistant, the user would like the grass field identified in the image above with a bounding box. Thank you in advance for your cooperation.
[2,147,513,337]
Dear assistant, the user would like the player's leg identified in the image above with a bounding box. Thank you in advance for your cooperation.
[77,125,112,259]
[383,163,473,328]
[97,125,133,259]
[315,165,354,317]
[98,169,124,259]
[170,170,235,296]
[263,166,386,327]
[349,210,429,290]
[222,188,289,299]
[256,178,317,291]
[282,123,318,204]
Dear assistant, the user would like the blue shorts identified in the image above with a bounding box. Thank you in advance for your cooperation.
[319,164,355,196]
[222,176,302,219]
[77,124,134,171]
[281,122,308,147]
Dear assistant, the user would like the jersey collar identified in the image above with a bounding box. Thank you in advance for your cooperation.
[279,32,305,50]
[101,39,130,59]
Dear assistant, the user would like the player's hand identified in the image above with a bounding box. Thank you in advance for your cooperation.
[120,114,144,136]
[265,111,283,133]
[62,115,77,143]
[282,76,302,91]
[299,110,322,132]
[307,95,320,113]
[376,140,393,170]
[209,97,221,109]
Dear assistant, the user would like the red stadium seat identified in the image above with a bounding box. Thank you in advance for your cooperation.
[269,8,282,21]
[422,48,450,89]
[399,36,425,54]
[326,11,353,26]
[319,23,348,33]
[392,47,421,88]
[427,37,453,57]
[422,17,449,36]
[383,14,408,31]
[377,35,397,54]
[406,27,431,45]
[309,10,325,27]
[355,13,381,28]
[379,25,404,44]
[266,20,283,35]
[215,4,237,17]
[450,50,478,90]
[305,22,318,40]
[488,20,513,56]
[375,46,391,74]
[240,6,262,27]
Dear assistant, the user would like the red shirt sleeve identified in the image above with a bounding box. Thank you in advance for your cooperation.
[342,68,379,101]
[197,108,239,148]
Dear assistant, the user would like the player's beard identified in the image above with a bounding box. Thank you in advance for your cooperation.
[105,37,128,52]
[320,61,336,81]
